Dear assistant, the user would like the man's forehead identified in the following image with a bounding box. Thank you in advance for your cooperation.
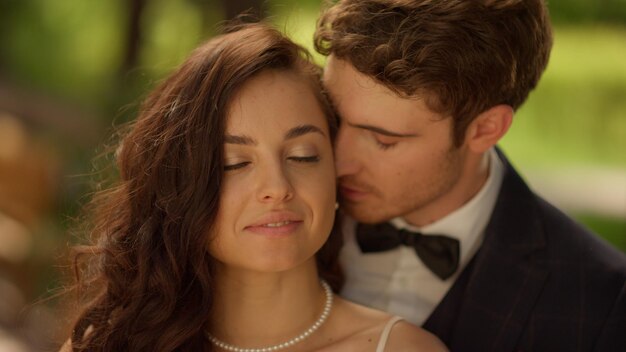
[324,59,404,108]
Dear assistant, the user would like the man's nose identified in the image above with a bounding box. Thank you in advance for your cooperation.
[334,126,360,177]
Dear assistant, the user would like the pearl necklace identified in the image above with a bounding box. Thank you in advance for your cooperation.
[207,280,333,352]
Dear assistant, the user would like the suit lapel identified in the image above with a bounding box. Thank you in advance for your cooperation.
[448,150,549,351]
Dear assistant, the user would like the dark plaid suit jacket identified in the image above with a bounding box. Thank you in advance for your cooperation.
[423,150,626,351]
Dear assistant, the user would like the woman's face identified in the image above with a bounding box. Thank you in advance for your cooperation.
[209,70,336,274]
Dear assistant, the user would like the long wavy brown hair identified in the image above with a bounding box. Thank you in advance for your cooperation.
[66,22,341,351]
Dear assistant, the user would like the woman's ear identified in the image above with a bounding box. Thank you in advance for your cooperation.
[464,104,513,153]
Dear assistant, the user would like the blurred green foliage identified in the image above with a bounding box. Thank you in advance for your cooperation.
[575,214,626,251]
[501,26,626,168]
[0,0,124,103]
[548,0,626,24]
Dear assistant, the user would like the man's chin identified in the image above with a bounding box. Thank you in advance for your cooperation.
[341,202,394,224]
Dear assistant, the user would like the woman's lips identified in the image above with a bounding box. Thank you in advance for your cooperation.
[245,211,303,236]
[245,221,303,236]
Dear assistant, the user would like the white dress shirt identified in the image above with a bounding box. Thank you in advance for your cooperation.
[339,148,505,325]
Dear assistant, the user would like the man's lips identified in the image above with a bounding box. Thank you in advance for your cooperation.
[339,184,370,201]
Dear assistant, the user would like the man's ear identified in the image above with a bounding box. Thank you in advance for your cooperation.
[464,104,513,153]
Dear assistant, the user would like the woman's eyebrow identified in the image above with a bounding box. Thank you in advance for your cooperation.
[224,124,325,145]
[224,134,256,145]
[285,124,326,140]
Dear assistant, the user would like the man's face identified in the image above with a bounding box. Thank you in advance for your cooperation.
[323,56,468,226]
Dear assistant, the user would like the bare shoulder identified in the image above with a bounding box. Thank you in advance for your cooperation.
[58,325,92,352]
[325,297,447,351]
[385,321,448,352]
[59,339,72,352]
[331,296,393,329]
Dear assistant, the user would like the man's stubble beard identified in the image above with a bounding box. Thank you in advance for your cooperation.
[341,146,463,225]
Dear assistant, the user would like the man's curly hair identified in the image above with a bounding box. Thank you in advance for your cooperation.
[315,0,552,145]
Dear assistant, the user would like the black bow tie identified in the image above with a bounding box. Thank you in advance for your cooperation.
[356,222,460,280]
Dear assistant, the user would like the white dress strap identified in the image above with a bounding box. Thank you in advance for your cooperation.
[375,316,404,352]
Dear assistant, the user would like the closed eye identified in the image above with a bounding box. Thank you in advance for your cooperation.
[375,140,397,150]
[373,133,400,150]
[288,155,320,163]
[224,162,250,171]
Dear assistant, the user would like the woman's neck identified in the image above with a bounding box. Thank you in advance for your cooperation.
[210,260,326,347]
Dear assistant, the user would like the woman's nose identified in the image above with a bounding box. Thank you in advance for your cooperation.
[255,160,294,203]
